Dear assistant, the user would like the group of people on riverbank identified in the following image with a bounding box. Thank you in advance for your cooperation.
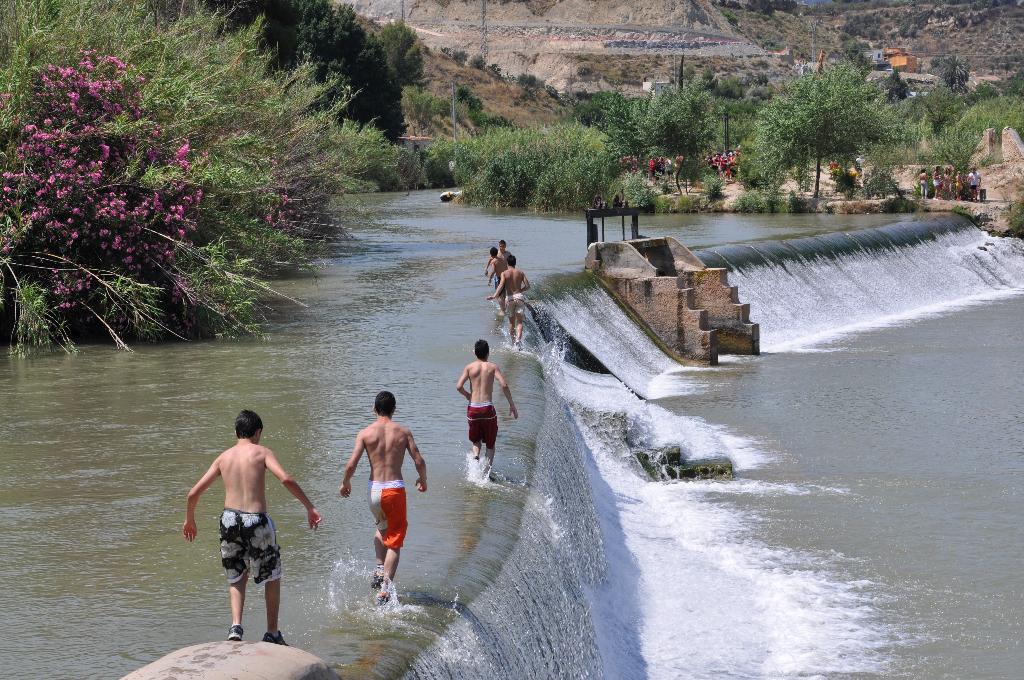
[707,149,740,180]
[181,238,526,647]
[918,166,983,201]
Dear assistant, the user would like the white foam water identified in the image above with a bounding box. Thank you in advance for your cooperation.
[553,363,889,679]
[546,287,699,398]
[729,230,1024,351]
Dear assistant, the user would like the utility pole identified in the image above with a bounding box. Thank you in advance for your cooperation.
[451,80,458,175]
[400,0,405,23]
[723,113,730,152]
[810,19,818,69]
[481,0,488,62]
[451,80,458,143]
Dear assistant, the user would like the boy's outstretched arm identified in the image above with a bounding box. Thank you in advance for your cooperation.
[183,458,222,541]
[265,449,322,529]
[340,434,365,498]
[495,367,518,419]
[408,432,427,493]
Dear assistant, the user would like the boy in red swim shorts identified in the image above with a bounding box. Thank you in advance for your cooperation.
[456,339,518,472]
[340,391,428,605]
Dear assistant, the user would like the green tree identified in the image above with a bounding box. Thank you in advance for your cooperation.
[754,64,901,197]
[933,55,970,94]
[884,68,910,103]
[643,83,716,191]
[379,21,424,87]
[599,94,647,159]
[401,86,446,135]
[921,86,965,134]
[287,0,405,139]
[572,90,627,128]
[933,125,977,173]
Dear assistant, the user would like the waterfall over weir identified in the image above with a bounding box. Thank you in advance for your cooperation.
[696,217,1024,350]
[408,220,1024,679]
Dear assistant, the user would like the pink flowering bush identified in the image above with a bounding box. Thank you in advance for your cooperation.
[1,54,209,345]
[0,1,396,352]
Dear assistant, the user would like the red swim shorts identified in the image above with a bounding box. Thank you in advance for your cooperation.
[467,403,498,449]
[369,482,407,550]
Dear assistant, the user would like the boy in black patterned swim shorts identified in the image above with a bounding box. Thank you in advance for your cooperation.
[183,410,322,645]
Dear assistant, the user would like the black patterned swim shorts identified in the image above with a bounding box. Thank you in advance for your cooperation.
[219,509,281,585]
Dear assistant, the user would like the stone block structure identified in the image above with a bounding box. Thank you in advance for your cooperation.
[1002,127,1024,162]
[977,128,997,159]
[585,236,758,365]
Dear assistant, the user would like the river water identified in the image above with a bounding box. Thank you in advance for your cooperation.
[1,191,1022,679]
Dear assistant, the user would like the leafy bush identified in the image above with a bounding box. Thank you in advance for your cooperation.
[395,148,427,190]
[424,139,455,188]
[788,192,812,213]
[956,96,1024,141]
[0,1,377,351]
[862,167,899,198]
[733,190,768,213]
[951,205,979,225]
[379,21,423,87]
[702,173,725,201]
[733,189,784,213]
[469,54,486,69]
[517,73,542,91]
[933,124,979,173]
[675,195,703,213]
[620,171,656,211]
[1008,202,1024,238]
[452,124,619,211]
[441,47,468,65]
[831,167,860,199]
[880,196,918,213]
[653,195,674,213]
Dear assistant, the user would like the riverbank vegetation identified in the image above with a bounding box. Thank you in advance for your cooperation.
[0,0,415,352]
[4,0,1022,351]
[442,125,619,211]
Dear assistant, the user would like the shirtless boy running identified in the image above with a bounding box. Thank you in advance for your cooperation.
[488,254,530,346]
[457,339,518,471]
[484,246,508,314]
[340,391,427,605]
[183,410,322,645]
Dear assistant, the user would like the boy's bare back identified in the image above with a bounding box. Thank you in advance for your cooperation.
[463,360,498,403]
[217,442,274,513]
[358,420,416,483]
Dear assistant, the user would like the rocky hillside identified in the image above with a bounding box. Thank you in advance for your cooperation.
[341,0,1023,92]
[344,0,766,90]
[811,1,1024,75]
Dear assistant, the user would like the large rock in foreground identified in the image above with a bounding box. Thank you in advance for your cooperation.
[121,641,340,680]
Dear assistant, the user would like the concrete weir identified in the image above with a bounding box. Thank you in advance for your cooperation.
[585,236,758,365]
[121,641,339,680]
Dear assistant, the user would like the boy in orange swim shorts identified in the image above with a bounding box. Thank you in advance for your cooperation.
[341,391,427,605]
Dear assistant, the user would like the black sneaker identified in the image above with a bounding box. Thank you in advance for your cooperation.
[227,624,243,641]
[371,567,385,591]
[262,631,288,646]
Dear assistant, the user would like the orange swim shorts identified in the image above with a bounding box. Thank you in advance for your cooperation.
[369,480,408,549]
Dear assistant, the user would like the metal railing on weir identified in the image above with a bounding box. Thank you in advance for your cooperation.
[585,208,641,247]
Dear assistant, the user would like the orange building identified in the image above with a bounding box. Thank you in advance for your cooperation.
[883,48,920,73]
